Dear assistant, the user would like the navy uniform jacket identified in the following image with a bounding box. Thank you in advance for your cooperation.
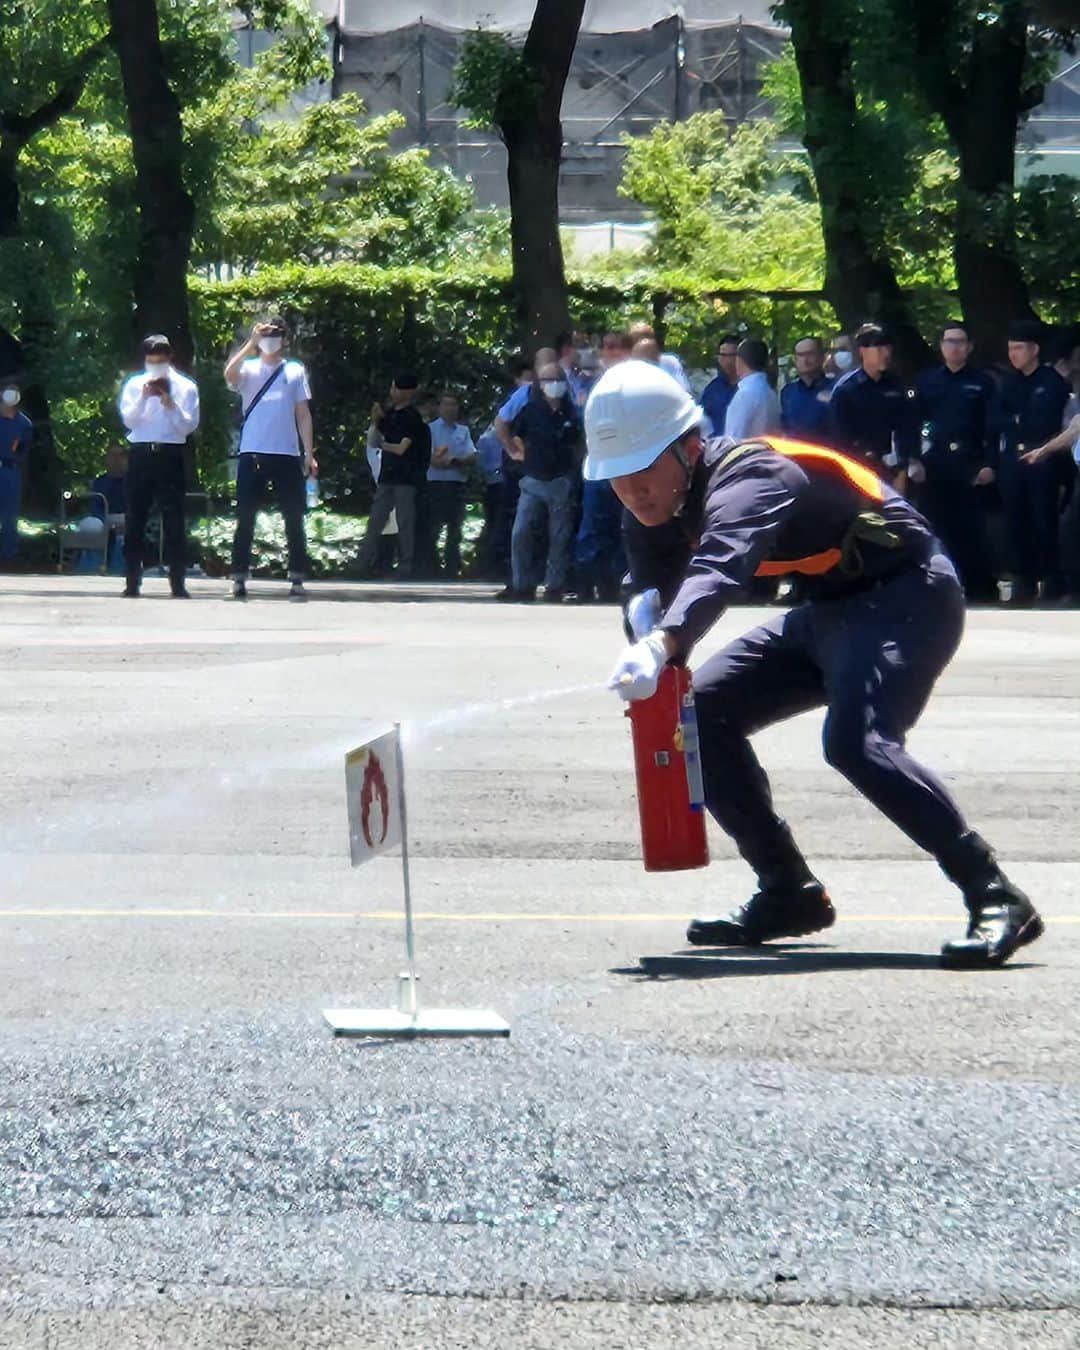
[829,367,918,466]
[700,375,735,432]
[780,374,835,442]
[915,365,996,475]
[995,364,1071,455]
[624,438,936,655]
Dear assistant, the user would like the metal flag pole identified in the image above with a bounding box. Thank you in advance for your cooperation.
[323,723,509,1040]
[394,722,419,1021]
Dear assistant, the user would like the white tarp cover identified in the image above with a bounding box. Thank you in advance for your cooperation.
[337,1,780,33]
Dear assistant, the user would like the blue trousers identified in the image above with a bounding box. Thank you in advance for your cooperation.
[511,474,575,592]
[693,554,969,880]
[574,479,625,591]
[0,463,23,560]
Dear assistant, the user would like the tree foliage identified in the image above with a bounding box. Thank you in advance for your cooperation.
[620,115,823,288]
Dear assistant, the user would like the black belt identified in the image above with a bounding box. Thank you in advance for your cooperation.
[132,441,184,453]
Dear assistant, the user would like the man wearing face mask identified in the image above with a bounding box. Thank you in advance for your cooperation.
[224,316,316,602]
[0,380,32,564]
[829,324,918,482]
[499,360,581,603]
[825,334,856,380]
[118,335,200,597]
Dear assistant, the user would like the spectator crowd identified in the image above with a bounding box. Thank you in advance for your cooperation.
[3,313,1080,609]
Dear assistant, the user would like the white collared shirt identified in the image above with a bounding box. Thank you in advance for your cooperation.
[118,368,200,444]
[724,369,781,440]
[427,417,476,483]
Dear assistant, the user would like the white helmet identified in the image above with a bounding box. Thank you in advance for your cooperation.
[583,359,702,482]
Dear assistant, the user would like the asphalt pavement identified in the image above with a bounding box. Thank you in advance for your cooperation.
[0,575,1077,1349]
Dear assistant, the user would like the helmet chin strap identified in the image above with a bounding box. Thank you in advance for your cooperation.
[666,436,695,515]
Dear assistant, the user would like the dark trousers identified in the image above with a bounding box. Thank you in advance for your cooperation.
[231,453,307,580]
[125,444,186,588]
[998,451,1073,594]
[921,469,997,600]
[574,478,626,596]
[425,480,467,577]
[475,481,506,578]
[1059,471,1080,594]
[693,554,970,882]
[0,461,23,560]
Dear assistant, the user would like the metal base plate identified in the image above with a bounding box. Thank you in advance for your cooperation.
[323,1007,510,1038]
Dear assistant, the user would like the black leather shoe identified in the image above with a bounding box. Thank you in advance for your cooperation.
[940,882,1044,969]
[122,585,140,598]
[171,586,190,599]
[687,883,835,947]
[495,586,535,603]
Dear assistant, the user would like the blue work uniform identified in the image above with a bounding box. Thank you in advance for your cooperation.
[780,374,835,443]
[830,368,918,471]
[623,436,982,886]
[700,374,735,433]
[994,363,1072,597]
[915,364,998,601]
[0,411,32,560]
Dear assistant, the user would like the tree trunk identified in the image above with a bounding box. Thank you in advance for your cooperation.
[0,145,20,238]
[499,0,585,353]
[783,0,933,372]
[107,0,195,369]
[908,1,1036,364]
[504,121,572,352]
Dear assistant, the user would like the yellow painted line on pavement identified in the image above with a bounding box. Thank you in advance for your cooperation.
[0,907,1076,924]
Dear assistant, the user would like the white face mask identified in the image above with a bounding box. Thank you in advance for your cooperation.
[1,388,19,407]
[144,362,170,380]
[542,380,567,399]
[258,336,283,355]
[832,349,854,372]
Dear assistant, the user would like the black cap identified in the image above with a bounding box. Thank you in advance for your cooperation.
[1007,319,1043,346]
[855,323,891,349]
[393,372,419,390]
[260,314,290,338]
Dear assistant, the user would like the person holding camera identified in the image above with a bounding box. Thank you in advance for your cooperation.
[117,334,200,598]
[224,316,316,602]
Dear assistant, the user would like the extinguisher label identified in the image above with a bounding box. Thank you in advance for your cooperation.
[655,751,670,766]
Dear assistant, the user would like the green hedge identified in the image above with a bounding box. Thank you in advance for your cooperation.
[189,261,839,510]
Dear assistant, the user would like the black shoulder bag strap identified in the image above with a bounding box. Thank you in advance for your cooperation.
[240,362,285,427]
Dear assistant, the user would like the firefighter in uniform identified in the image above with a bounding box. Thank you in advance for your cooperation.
[995,319,1073,604]
[585,360,1042,968]
[829,323,919,479]
[914,322,998,603]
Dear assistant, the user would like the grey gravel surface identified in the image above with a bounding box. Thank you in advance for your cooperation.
[1,577,1077,1348]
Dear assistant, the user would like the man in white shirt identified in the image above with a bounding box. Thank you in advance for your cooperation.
[117,334,200,598]
[425,392,476,578]
[224,316,316,602]
[724,337,781,440]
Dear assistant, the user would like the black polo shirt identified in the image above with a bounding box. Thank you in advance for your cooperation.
[377,405,431,487]
[511,389,579,481]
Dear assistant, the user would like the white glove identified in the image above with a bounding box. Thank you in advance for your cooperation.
[608,630,668,702]
[626,587,662,640]
[906,459,927,484]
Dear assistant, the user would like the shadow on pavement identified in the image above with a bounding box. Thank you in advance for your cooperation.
[614,948,1042,978]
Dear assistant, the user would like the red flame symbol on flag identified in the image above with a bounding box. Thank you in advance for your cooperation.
[360,751,390,848]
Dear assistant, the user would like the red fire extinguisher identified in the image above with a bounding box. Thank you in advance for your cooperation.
[626,665,709,872]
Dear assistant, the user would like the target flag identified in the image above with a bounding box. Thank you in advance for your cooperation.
[345,728,402,866]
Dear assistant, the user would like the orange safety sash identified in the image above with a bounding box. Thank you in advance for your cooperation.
[740,438,886,578]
